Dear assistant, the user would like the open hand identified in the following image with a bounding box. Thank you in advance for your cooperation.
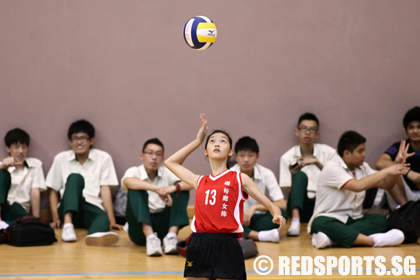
[395,140,415,164]
[197,113,209,144]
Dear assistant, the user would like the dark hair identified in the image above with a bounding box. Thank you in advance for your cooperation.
[68,120,95,139]
[337,131,366,157]
[297,112,319,128]
[205,130,233,168]
[234,136,259,154]
[142,138,164,153]
[4,128,30,147]
[403,106,420,131]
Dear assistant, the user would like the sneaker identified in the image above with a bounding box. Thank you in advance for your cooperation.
[0,221,9,230]
[371,229,405,247]
[287,220,300,237]
[62,223,77,242]
[312,232,333,249]
[146,233,163,256]
[85,232,119,246]
[163,235,178,254]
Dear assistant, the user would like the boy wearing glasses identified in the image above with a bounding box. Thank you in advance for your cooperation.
[279,113,338,236]
[122,138,192,256]
[46,120,122,246]
[0,128,46,229]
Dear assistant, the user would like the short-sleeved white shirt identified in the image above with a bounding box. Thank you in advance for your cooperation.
[46,149,118,210]
[2,157,47,212]
[307,157,377,232]
[279,143,338,198]
[230,163,284,214]
[121,164,181,214]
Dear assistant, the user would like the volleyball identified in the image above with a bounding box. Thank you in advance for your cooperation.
[183,16,217,50]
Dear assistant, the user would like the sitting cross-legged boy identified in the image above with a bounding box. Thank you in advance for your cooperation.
[308,131,411,249]
[230,136,287,243]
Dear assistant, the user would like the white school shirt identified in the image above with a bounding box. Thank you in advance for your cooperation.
[46,149,118,210]
[121,164,181,214]
[230,163,284,214]
[3,157,47,212]
[307,157,377,233]
[279,144,338,198]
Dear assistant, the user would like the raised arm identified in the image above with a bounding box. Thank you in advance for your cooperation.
[165,113,208,188]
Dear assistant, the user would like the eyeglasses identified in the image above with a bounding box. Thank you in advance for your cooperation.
[71,136,90,142]
[143,150,163,157]
[298,126,318,134]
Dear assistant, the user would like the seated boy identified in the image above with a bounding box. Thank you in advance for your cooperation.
[230,136,287,243]
[0,128,46,229]
[46,120,122,246]
[376,106,420,204]
[122,138,192,256]
[308,131,410,249]
[279,113,338,236]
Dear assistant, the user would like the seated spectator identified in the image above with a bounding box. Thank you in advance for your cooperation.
[279,113,338,236]
[376,106,420,205]
[308,131,411,249]
[47,120,122,246]
[230,136,287,243]
[0,128,46,229]
[122,138,192,256]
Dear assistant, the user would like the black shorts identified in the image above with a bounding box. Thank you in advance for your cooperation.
[184,232,246,280]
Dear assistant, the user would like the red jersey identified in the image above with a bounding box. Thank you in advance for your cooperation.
[191,170,249,237]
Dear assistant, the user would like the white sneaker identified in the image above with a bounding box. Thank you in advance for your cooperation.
[312,232,333,249]
[0,221,9,230]
[146,233,163,256]
[62,223,77,242]
[370,229,405,247]
[287,219,300,236]
[85,232,119,246]
[163,235,178,254]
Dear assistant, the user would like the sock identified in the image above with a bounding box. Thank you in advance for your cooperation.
[258,229,279,242]
[166,232,177,239]
[146,233,157,240]
[63,223,73,229]
[288,219,300,230]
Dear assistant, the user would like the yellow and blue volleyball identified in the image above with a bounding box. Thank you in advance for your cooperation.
[183,16,217,50]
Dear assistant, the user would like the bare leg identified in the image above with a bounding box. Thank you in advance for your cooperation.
[63,211,73,224]
[168,225,179,234]
[291,208,300,219]
[352,234,374,247]
[388,177,408,205]
[142,222,154,237]
[246,230,259,241]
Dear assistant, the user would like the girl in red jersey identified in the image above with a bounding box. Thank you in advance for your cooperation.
[165,113,286,280]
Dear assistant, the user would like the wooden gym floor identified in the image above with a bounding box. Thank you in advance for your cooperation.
[0,223,419,280]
